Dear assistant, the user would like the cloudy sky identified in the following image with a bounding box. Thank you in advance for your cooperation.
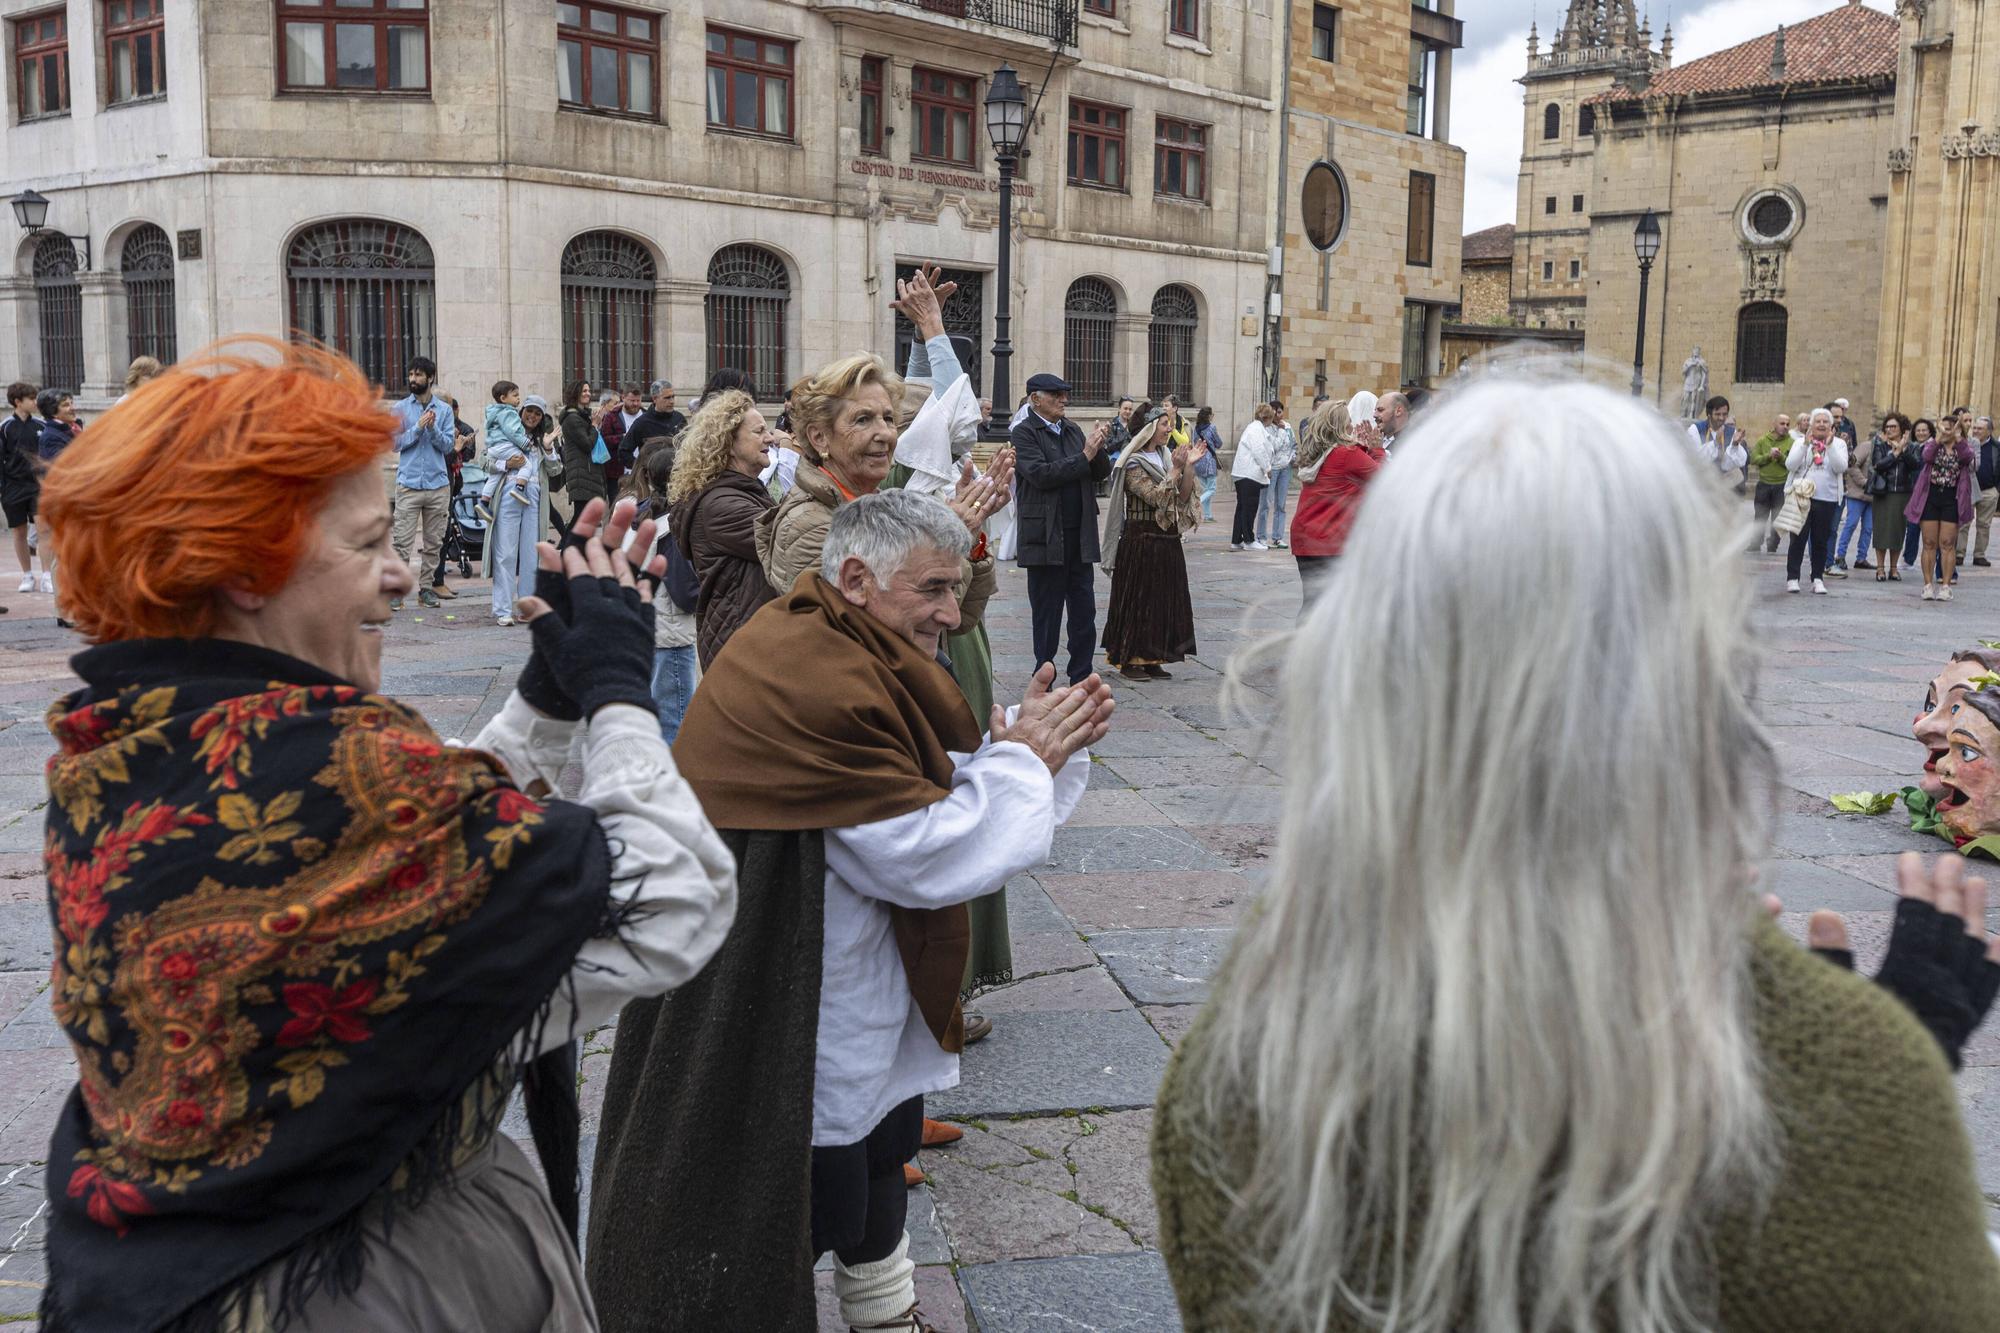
[1455,0,1893,233]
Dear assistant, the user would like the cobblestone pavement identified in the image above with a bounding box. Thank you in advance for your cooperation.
[0,507,1997,1329]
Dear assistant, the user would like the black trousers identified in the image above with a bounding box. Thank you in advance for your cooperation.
[1027,547,1098,684]
[1232,478,1265,546]
[810,1095,923,1267]
[1787,498,1839,580]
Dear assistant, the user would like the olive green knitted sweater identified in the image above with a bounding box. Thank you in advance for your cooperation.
[1151,918,2000,1331]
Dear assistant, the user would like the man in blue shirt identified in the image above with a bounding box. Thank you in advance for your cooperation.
[390,356,454,610]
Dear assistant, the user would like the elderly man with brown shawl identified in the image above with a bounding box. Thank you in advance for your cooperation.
[588,489,1112,1333]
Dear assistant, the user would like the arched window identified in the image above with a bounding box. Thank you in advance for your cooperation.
[705,244,789,400]
[1578,105,1596,136]
[562,232,655,392]
[1062,277,1116,406]
[286,219,435,386]
[1147,285,1199,405]
[121,224,176,366]
[1736,302,1788,383]
[1543,103,1561,140]
[33,234,81,392]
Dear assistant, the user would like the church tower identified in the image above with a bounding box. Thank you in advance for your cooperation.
[1511,1,1665,328]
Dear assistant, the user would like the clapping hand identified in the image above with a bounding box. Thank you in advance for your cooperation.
[891,263,960,342]
[989,665,1117,775]
[1806,851,2000,1069]
[1170,443,1192,474]
[511,497,667,720]
[1084,422,1111,459]
[949,459,1011,533]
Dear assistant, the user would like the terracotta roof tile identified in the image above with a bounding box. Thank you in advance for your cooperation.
[1596,3,1897,104]
[1462,224,1515,262]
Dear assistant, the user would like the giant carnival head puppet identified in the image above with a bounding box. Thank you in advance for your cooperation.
[1934,682,2000,855]
[1914,649,2000,798]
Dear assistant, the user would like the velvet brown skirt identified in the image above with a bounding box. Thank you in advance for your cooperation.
[1103,520,1197,667]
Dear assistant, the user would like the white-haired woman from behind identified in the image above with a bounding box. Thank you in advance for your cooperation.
[1151,377,2000,1333]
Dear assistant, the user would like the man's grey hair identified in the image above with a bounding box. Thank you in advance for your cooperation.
[821,489,972,586]
[648,379,674,395]
[1977,416,1993,431]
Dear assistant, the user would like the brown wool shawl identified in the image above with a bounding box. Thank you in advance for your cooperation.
[674,570,982,1051]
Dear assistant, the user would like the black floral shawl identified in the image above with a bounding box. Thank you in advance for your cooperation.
[38,639,614,1332]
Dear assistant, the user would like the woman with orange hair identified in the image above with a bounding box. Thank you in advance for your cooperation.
[34,339,738,1332]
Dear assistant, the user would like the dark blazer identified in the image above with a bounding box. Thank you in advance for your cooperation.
[1011,412,1113,567]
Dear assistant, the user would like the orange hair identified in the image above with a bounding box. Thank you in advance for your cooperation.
[41,338,395,642]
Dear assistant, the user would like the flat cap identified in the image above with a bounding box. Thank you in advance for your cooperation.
[1025,373,1071,395]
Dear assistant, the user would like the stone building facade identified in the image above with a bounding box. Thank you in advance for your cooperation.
[1875,0,2000,419]
[1269,0,1464,412]
[1585,3,1897,422]
[1455,221,1513,324]
[1,0,1276,419]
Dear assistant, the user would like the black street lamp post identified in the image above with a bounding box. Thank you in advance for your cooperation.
[1631,210,1661,399]
[983,65,1027,442]
[8,189,90,269]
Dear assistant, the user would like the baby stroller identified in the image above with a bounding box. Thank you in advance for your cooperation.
[443,462,489,576]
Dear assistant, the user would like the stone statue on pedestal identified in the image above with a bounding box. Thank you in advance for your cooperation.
[1680,348,1709,420]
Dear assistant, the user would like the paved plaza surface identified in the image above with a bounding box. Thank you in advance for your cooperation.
[0,501,1997,1328]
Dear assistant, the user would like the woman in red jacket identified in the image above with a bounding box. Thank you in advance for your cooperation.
[1289,397,1385,603]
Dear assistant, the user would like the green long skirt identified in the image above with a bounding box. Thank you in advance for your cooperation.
[946,621,1013,994]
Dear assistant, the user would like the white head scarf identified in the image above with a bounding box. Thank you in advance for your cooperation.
[1347,391,1379,436]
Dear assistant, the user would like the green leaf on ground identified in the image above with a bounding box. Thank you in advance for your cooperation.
[1830,791,1898,815]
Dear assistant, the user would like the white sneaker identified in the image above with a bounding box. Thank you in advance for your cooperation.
[1786,579,1800,593]
[1249,541,1269,551]
[1812,578,1827,595]
[495,614,515,627]
[37,572,52,594]
[1228,542,1242,552]
[1940,585,1952,601]
[1922,584,1936,600]
[16,573,34,593]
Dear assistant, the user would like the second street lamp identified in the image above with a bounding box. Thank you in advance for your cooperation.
[1631,209,1661,399]
[983,65,1027,442]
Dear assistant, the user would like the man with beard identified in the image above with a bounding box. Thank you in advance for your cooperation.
[587,491,1110,1333]
[390,356,456,611]
[620,379,687,466]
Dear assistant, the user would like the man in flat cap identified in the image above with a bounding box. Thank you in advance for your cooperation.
[1010,373,1114,685]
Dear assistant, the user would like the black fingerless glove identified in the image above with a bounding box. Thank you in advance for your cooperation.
[515,565,583,721]
[1871,897,2000,1070]
[527,571,657,719]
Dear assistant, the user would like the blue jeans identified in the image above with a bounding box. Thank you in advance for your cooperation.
[1197,472,1216,521]
[651,645,696,744]
[489,485,539,618]
[1835,496,1872,564]
[1257,467,1292,542]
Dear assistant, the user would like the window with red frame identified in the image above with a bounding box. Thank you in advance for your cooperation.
[1067,100,1126,190]
[104,0,164,104]
[859,56,884,155]
[15,10,68,119]
[557,2,656,118]
[1154,117,1206,200]
[1170,0,1199,37]
[1084,0,1115,14]
[705,26,793,139]
[911,67,975,166]
[277,0,429,94]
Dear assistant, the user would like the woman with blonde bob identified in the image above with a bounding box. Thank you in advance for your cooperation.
[1152,376,2000,1332]
[34,339,737,1332]
[668,386,779,668]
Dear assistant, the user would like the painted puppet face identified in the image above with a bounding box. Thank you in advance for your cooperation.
[1916,659,1990,797]
[1935,705,2000,844]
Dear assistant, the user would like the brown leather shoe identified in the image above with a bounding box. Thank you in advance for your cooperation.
[921,1118,963,1147]
[961,1012,993,1044]
[433,583,458,598]
[902,1162,925,1188]
[1118,666,1149,681]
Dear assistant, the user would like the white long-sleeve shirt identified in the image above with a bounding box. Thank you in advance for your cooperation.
[814,726,1090,1145]
[1688,421,1748,475]
[1786,436,1850,504]
[467,693,739,1056]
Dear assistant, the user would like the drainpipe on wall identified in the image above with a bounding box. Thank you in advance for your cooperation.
[1266,0,1294,400]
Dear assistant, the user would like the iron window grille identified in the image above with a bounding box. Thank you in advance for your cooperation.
[15,9,69,119]
[706,26,793,139]
[1155,117,1206,200]
[562,232,656,393]
[1084,0,1114,13]
[104,0,164,105]
[34,234,81,393]
[1062,277,1116,406]
[1067,99,1126,190]
[557,2,657,119]
[1147,285,1198,404]
[706,244,790,400]
[276,0,429,94]
[1736,303,1788,383]
[121,224,176,365]
[286,219,436,388]
[912,67,977,166]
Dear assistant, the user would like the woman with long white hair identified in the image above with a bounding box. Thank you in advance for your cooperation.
[1152,376,2000,1332]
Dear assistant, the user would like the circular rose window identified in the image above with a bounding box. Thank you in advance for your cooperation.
[1748,194,1796,241]
[1302,161,1349,252]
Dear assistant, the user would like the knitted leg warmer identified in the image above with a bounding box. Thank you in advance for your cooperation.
[832,1232,916,1329]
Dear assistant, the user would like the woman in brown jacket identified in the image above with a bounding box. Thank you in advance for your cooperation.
[667,389,779,670]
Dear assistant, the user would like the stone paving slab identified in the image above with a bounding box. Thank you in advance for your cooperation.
[975,966,1133,1015]
[1756,859,1899,912]
[1042,826,1228,876]
[1092,928,1234,1006]
[1038,871,1251,932]
[927,1010,1171,1119]
[1768,812,1943,858]
[958,1251,1182,1333]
